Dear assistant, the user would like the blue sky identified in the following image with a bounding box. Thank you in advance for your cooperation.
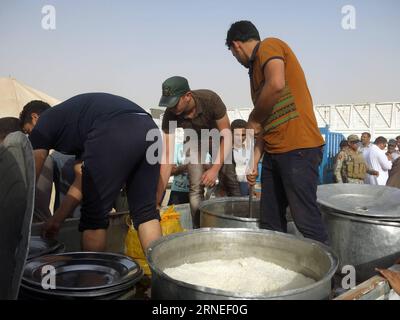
[0,0,399,109]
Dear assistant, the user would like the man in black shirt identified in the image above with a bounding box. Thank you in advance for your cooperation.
[20,93,162,251]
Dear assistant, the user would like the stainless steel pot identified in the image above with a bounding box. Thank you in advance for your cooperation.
[30,212,130,253]
[199,197,302,237]
[200,197,260,229]
[321,207,400,282]
[317,184,400,282]
[147,228,338,300]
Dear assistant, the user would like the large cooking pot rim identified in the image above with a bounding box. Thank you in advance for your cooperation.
[317,184,400,220]
[199,197,260,222]
[320,205,400,226]
[147,228,338,299]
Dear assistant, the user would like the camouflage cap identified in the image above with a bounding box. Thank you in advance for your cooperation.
[347,134,360,143]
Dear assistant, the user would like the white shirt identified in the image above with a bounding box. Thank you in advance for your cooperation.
[233,146,251,183]
[364,144,392,185]
[390,151,400,162]
[359,143,372,159]
[360,143,372,183]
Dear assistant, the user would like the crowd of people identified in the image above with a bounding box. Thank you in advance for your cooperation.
[332,133,400,294]
[334,133,400,188]
[0,20,330,252]
[0,20,399,296]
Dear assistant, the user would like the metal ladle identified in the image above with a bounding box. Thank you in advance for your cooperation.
[249,185,254,218]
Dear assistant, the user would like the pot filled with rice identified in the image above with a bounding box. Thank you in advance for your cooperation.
[147,228,338,300]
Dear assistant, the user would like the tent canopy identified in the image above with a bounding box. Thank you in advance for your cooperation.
[0,77,59,118]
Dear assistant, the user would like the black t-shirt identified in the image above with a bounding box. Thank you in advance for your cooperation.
[29,93,148,157]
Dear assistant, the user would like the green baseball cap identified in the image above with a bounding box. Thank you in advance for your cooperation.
[159,76,190,108]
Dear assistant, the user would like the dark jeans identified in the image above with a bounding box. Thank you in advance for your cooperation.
[260,147,329,244]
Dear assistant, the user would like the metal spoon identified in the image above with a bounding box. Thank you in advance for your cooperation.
[249,185,254,218]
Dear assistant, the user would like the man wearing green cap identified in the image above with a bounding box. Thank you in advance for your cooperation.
[156,76,241,228]
[334,134,378,184]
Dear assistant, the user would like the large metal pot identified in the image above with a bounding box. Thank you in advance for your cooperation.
[147,228,338,300]
[200,197,260,229]
[322,210,400,282]
[31,212,130,253]
[199,197,302,237]
[317,184,400,282]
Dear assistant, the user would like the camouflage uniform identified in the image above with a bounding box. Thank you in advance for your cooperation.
[334,149,367,184]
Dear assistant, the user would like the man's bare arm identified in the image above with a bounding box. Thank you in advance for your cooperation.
[250,59,286,124]
[42,161,83,238]
[156,132,175,206]
[53,161,83,222]
[33,149,49,180]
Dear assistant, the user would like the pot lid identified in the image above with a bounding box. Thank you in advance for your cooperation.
[22,252,143,291]
[317,184,400,220]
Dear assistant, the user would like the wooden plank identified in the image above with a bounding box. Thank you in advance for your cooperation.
[335,276,391,300]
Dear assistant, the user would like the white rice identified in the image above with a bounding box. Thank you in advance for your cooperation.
[163,257,315,295]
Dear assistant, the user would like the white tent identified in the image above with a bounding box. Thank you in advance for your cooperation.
[0,77,60,118]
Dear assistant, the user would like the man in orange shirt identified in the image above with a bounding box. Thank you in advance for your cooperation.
[226,20,328,244]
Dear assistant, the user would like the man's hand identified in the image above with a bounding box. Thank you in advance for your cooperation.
[367,169,379,177]
[42,216,62,239]
[247,168,258,187]
[201,167,219,187]
[371,170,379,176]
[375,268,400,295]
[170,165,178,176]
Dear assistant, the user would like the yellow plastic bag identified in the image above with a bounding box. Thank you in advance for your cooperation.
[125,205,184,276]
[124,217,150,275]
[160,205,184,235]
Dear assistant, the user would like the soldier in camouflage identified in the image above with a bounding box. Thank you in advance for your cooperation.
[333,139,349,183]
[334,134,378,184]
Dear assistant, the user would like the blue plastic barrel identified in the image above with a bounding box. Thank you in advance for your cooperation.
[319,126,345,184]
